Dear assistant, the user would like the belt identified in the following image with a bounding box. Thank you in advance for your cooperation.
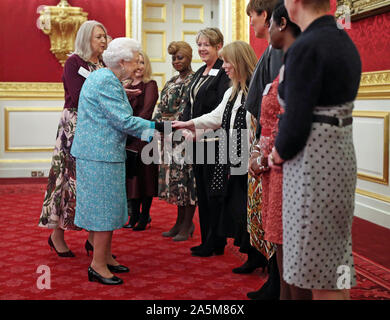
[313,115,353,127]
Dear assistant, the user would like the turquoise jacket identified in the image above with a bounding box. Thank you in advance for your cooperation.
[71,68,155,162]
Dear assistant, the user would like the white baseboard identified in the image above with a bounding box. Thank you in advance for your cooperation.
[355,196,390,229]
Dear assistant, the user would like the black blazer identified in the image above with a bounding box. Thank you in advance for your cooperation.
[181,58,231,121]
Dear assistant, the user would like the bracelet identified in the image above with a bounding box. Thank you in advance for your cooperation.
[256,155,267,171]
[269,153,274,164]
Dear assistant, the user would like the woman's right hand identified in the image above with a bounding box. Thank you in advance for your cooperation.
[124,88,142,97]
[172,120,195,131]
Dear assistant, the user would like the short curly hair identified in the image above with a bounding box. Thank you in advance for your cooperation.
[102,37,141,69]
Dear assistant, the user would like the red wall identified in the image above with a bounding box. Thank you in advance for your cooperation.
[0,0,126,82]
[249,0,390,73]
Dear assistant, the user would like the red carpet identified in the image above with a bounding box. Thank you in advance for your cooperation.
[0,178,389,300]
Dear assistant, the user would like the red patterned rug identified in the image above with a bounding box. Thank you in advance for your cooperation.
[0,179,389,300]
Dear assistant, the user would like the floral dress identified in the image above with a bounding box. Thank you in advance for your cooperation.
[247,113,277,260]
[38,61,104,230]
[153,73,197,206]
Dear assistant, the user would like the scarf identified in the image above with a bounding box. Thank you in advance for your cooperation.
[210,92,247,197]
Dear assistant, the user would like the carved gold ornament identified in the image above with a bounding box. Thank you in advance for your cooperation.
[336,0,390,21]
[38,0,88,66]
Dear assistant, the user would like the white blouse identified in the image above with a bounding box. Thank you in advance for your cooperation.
[192,87,251,172]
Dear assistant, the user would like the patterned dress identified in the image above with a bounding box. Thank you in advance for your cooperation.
[258,76,283,245]
[247,117,277,260]
[38,61,104,230]
[153,73,197,206]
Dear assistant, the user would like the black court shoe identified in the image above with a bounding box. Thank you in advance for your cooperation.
[107,264,130,273]
[191,246,225,257]
[88,266,123,285]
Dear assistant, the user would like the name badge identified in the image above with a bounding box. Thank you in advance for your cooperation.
[263,83,272,96]
[208,68,219,76]
[279,65,285,83]
[78,67,91,78]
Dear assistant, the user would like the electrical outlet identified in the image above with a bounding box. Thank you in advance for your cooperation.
[37,171,44,177]
[31,171,37,177]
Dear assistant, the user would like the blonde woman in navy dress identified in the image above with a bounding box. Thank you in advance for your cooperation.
[269,0,361,299]
[71,38,166,285]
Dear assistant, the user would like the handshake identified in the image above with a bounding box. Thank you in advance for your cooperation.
[153,120,197,141]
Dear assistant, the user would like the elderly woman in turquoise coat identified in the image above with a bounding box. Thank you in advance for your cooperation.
[71,37,166,286]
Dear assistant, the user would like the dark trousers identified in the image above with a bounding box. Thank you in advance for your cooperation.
[193,163,226,249]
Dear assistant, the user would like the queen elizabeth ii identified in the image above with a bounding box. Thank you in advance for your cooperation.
[71,37,165,285]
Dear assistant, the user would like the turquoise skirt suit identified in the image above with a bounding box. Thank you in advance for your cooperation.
[71,68,155,231]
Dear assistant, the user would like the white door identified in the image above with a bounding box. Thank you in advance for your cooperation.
[141,0,219,93]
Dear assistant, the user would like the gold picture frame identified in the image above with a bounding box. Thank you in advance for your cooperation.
[336,0,390,21]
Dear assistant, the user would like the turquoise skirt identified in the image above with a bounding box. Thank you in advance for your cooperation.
[75,159,128,231]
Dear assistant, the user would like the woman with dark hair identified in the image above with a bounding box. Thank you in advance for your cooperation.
[153,41,197,241]
[269,0,361,300]
[249,0,311,300]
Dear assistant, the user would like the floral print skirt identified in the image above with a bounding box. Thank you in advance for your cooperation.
[157,139,197,206]
[247,115,276,260]
[38,108,81,231]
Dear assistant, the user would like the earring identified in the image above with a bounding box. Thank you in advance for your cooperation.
[279,28,282,31]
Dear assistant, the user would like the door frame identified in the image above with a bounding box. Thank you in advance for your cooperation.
[125,0,249,44]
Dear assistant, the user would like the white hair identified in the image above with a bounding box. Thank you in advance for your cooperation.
[102,37,141,69]
[74,20,107,61]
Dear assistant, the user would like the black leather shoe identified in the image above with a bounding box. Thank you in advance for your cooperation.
[191,247,225,257]
[88,267,123,285]
[232,260,267,274]
[107,264,130,273]
[190,244,204,252]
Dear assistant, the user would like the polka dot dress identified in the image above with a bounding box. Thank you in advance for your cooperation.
[282,103,357,290]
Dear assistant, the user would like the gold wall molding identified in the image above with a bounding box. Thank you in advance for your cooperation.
[182,4,204,24]
[38,0,88,66]
[336,0,390,21]
[143,3,167,22]
[353,111,389,185]
[0,159,51,163]
[356,188,390,204]
[357,70,390,100]
[232,0,249,42]
[126,0,132,38]
[4,107,62,152]
[0,82,64,100]
[142,30,166,62]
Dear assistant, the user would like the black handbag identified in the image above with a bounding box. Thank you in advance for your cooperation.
[125,148,139,178]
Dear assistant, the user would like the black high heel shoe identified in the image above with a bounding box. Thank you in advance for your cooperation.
[133,214,151,231]
[88,266,123,285]
[85,240,117,259]
[123,212,139,229]
[48,235,75,258]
